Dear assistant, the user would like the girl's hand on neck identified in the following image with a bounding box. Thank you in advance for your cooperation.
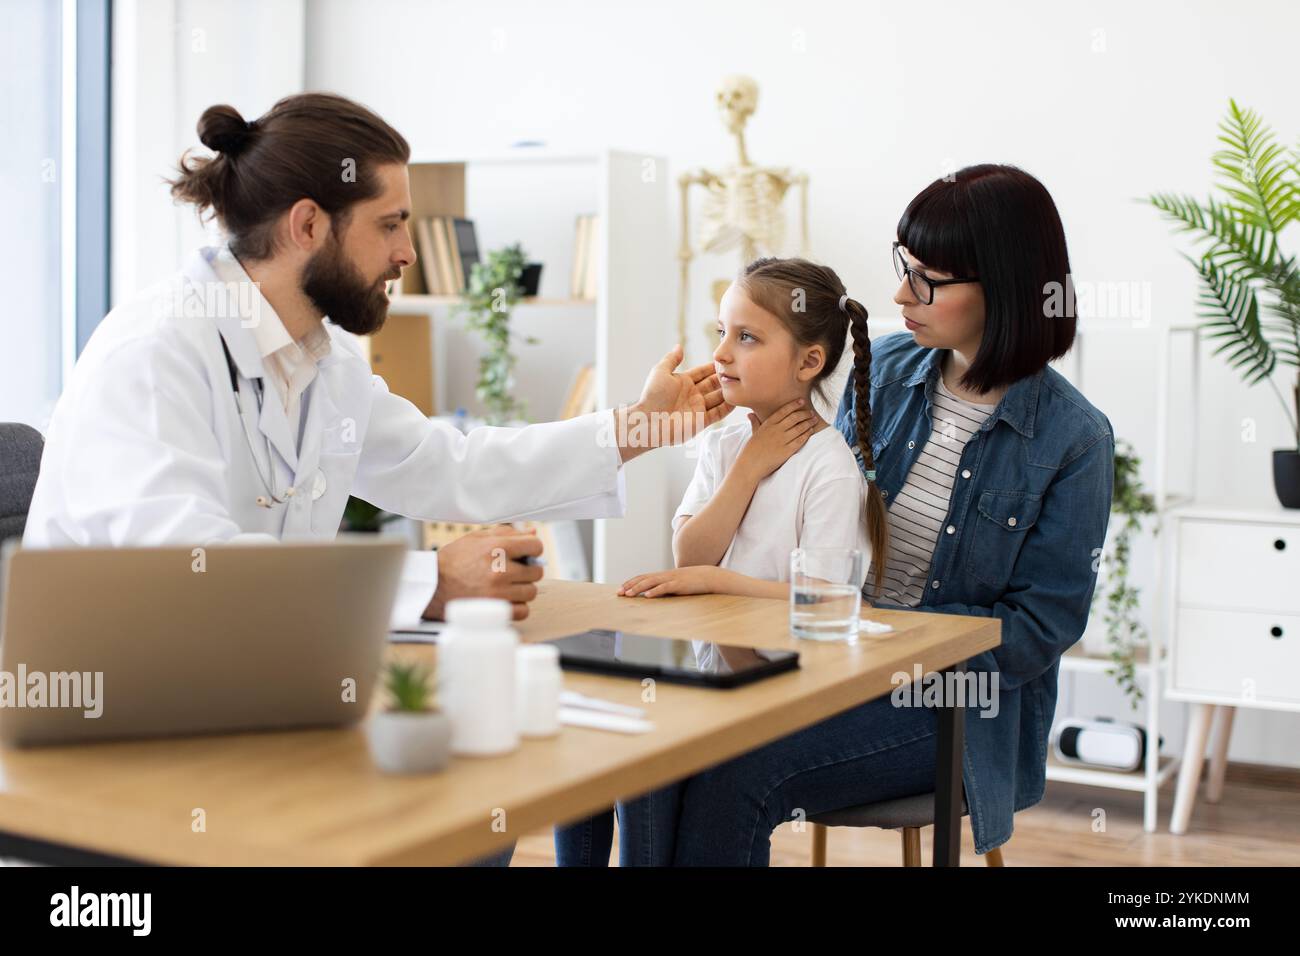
[750,390,825,429]
[737,397,822,483]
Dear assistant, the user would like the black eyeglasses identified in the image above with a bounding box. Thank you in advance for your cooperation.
[892,241,979,305]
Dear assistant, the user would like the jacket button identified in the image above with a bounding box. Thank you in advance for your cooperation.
[931,580,940,589]
[907,440,916,449]
[881,489,889,498]
[961,469,972,479]
[946,525,955,534]
[1007,516,1017,527]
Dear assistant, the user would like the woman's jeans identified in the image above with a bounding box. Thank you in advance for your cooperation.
[556,693,941,866]
[465,843,516,866]
[554,788,684,866]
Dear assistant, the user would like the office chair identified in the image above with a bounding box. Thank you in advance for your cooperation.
[809,792,1006,867]
[0,423,44,545]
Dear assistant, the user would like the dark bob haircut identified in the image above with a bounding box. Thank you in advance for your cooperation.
[896,163,1076,394]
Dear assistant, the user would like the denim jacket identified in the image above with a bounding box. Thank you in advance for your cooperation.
[834,332,1114,853]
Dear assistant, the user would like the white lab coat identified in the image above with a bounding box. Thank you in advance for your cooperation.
[23,246,627,590]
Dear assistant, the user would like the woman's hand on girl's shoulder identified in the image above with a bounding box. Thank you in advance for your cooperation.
[618,565,725,598]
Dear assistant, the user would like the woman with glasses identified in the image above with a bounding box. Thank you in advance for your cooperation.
[593,164,1114,866]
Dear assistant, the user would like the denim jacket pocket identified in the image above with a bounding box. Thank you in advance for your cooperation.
[968,490,1043,589]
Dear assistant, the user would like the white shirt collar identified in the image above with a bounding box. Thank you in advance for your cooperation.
[207,244,332,419]
[208,244,332,363]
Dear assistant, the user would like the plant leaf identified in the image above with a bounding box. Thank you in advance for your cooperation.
[1213,99,1299,231]
[1188,253,1276,384]
[1148,193,1278,278]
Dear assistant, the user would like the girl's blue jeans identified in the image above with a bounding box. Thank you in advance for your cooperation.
[554,693,940,866]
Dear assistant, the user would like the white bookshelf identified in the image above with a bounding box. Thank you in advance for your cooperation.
[369,149,673,585]
[1043,323,1203,831]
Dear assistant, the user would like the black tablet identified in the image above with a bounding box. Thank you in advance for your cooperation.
[543,628,799,689]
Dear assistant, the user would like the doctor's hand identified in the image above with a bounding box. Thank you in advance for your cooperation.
[614,344,735,463]
[421,526,545,622]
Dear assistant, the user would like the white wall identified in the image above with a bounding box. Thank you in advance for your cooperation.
[111,0,305,305]
[300,0,1300,769]
[102,0,1298,769]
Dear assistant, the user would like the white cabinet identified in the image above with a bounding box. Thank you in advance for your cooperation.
[1167,506,1300,711]
[1176,519,1300,618]
[1165,505,1300,834]
[1174,608,1300,704]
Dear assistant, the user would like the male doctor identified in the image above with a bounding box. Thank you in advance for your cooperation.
[23,92,731,621]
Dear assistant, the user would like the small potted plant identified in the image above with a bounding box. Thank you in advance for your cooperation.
[341,496,405,533]
[365,659,451,774]
[452,243,541,425]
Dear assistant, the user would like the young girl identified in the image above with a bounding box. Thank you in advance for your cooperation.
[618,256,887,601]
[554,256,888,866]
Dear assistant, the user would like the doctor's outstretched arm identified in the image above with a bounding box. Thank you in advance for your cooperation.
[352,344,733,525]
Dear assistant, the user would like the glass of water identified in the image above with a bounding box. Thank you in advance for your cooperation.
[789,548,864,642]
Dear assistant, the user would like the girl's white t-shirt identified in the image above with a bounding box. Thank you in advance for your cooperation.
[673,419,872,585]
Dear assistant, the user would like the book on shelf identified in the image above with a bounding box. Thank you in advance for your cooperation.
[570,214,599,300]
[431,217,456,294]
[411,216,480,296]
[414,219,441,295]
[451,218,479,289]
[583,216,598,300]
[559,364,597,420]
[570,215,589,298]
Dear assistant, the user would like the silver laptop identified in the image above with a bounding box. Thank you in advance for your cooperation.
[0,536,407,746]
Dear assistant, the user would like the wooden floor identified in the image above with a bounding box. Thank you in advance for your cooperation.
[510,762,1300,866]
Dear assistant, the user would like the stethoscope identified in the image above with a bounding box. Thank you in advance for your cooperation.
[218,333,292,509]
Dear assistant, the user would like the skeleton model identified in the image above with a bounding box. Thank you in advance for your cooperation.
[677,75,810,354]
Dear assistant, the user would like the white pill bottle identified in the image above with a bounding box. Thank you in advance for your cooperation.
[516,643,563,738]
[438,598,519,756]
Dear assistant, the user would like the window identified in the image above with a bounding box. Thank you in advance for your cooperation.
[0,0,110,431]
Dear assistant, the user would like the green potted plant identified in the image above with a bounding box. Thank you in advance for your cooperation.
[364,659,451,774]
[1089,440,1157,709]
[1148,99,1300,507]
[341,496,404,533]
[452,243,540,425]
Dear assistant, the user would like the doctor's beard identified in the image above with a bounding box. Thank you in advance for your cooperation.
[300,233,395,337]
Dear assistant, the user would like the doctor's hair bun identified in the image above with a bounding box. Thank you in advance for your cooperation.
[170,93,410,262]
[197,104,255,157]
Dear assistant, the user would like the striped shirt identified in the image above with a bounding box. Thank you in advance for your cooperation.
[872,376,997,607]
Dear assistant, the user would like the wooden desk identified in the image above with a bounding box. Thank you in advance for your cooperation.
[0,581,999,866]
